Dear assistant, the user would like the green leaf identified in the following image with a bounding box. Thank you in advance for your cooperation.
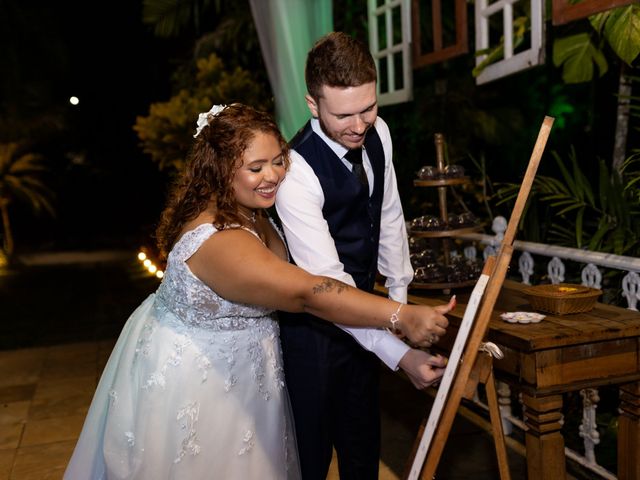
[553,151,577,194]
[473,17,526,77]
[575,207,585,248]
[588,220,611,251]
[598,160,610,212]
[553,33,608,83]
[535,175,569,195]
[540,195,573,204]
[473,45,505,78]
[570,147,595,206]
[599,5,640,66]
[609,167,628,228]
[612,227,627,254]
[556,203,586,216]
[589,10,610,36]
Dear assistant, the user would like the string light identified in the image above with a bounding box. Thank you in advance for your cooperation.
[137,249,164,280]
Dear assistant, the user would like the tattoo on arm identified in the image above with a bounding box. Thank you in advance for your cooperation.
[312,278,350,295]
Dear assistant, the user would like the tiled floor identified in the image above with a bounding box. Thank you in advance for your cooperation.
[0,340,403,480]
[0,341,113,480]
[0,339,529,480]
[0,254,528,479]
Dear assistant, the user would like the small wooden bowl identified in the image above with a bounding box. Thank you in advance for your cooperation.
[523,283,602,315]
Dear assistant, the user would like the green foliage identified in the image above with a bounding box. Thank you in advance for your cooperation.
[552,32,608,84]
[590,4,640,67]
[554,5,640,84]
[494,148,640,256]
[133,53,268,172]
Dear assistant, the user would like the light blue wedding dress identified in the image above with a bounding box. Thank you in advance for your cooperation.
[65,223,301,479]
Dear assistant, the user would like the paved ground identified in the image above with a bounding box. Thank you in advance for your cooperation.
[0,339,529,480]
[0,252,531,479]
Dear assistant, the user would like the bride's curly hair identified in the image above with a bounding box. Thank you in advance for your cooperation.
[155,103,289,259]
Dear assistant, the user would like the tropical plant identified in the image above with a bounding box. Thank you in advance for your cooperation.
[133,53,269,172]
[553,4,640,84]
[494,148,640,256]
[0,142,55,256]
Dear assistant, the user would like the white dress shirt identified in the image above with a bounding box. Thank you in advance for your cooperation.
[275,117,414,370]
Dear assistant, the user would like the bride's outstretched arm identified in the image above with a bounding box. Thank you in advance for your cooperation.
[187,228,452,347]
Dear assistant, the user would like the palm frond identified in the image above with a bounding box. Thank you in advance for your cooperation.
[555,203,588,216]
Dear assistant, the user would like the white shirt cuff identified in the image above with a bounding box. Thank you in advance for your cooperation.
[338,325,411,370]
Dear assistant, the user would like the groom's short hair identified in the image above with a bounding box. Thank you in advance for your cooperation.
[305,31,377,100]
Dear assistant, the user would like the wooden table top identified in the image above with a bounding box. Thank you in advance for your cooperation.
[405,279,640,352]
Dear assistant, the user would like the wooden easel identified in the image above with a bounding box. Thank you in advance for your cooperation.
[404,116,555,480]
[467,345,511,480]
[404,337,511,479]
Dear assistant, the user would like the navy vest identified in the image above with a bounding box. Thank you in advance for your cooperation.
[290,122,385,292]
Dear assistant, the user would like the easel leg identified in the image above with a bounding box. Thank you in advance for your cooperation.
[485,369,512,480]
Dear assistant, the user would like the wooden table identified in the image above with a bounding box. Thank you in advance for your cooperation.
[406,279,640,480]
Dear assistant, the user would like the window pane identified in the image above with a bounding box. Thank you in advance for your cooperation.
[392,5,402,47]
[377,13,387,50]
[378,56,389,93]
[441,0,457,47]
[418,1,434,53]
[393,51,404,90]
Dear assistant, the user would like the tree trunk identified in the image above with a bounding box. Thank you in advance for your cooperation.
[612,63,631,173]
[0,199,14,256]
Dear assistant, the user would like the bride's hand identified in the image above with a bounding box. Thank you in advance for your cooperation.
[398,296,455,347]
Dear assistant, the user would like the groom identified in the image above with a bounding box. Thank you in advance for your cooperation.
[276,32,448,479]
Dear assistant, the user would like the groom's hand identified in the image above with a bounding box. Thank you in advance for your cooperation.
[398,348,448,390]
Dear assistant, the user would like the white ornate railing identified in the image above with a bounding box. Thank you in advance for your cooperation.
[454,216,640,479]
[458,216,640,309]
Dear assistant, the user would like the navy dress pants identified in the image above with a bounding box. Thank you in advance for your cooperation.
[279,314,381,480]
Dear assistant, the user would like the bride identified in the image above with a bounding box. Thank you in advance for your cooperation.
[64,103,452,479]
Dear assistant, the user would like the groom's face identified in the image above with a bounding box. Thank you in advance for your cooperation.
[305,82,378,150]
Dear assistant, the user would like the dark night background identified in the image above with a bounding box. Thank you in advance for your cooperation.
[2,1,638,256]
[1,0,181,253]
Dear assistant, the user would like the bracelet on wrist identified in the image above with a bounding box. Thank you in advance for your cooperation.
[389,302,403,333]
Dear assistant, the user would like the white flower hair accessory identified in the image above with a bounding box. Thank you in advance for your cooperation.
[193,104,227,138]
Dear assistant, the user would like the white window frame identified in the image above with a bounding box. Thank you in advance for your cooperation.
[475,0,545,85]
[368,0,413,106]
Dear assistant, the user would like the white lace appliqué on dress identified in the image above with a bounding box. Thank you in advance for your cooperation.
[64,223,300,480]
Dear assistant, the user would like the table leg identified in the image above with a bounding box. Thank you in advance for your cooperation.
[619,382,640,480]
[521,393,566,479]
